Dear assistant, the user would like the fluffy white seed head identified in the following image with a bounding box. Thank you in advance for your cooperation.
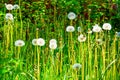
[66,26,75,32]
[32,38,45,46]
[92,24,102,32]
[13,4,20,9]
[72,63,82,70]
[68,12,76,20]
[49,39,57,44]
[15,40,25,47]
[32,39,38,46]
[49,43,57,50]
[102,23,112,30]
[5,13,14,21]
[37,38,45,46]
[78,34,86,42]
[5,3,13,10]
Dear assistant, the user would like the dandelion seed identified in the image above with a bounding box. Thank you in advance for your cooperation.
[13,4,20,9]
[5,3,13,10]
[5,13,14,21]
[15,40,25,47]
[78,34,86,42]
[49,39,57,44]
[72,63,82,70]
[37,38,45,46]
[32,39,38,46]
[92,24,102,32]
[68,12,76,20]
[49,43,57,50]
[102,23,112,30]
[66,26,75,32]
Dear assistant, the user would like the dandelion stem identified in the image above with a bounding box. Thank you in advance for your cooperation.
[37,46,40,80]
[60,40,63,73]
[10,23,13,54]
[112,35,117,80]
[88,33,92,79]
[70,32,74,64]
[81,43,85,80]
[102,44,106,80]
[95,33,98,79]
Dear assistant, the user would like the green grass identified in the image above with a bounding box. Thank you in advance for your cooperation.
[0,1,120,80]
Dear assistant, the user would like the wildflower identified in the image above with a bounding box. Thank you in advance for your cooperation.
[5,3,13,10]
[102,23,112,30]
[32,39,38,46]
[15,40,25,47]
[92,24,102,32]
[96,39,103,45]
[5,13,14,21]
[72,63,82,70]
[77,26,82,32]
[68,12,76,20]
[49,43,57,50]
[37,38,45,46]
[13,4,20,9]
[49,39,57,44]
[78,34,86,42]
[66,26,75,32]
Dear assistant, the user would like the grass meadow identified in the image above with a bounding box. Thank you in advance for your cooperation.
[0,0,120,80]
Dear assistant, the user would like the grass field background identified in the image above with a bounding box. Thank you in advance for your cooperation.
[0,0,120,80]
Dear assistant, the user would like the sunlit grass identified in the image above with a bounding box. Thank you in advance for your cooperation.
[0,1,120,80]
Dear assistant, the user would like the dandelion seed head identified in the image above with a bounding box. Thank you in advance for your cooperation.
[72,63,82,70]
[49,43,57,50]
[66,26,75,32]
[15,40,25,47]
[13,4,20,9]
[49,39,57,44]
[32,39,38,46]
[37,38,45,46]
[92,24,102,32]
[5,13,14,21]
[68,12,76,20]
[5,3,13,10]
[102,23,112,30]
[78,34,86,42]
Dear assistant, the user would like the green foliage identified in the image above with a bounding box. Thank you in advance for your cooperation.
[0,0,120,80]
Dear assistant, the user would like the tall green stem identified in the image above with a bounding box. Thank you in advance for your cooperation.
[37,47,40,80]
[81,42,85,80]
[94,33,98,79]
